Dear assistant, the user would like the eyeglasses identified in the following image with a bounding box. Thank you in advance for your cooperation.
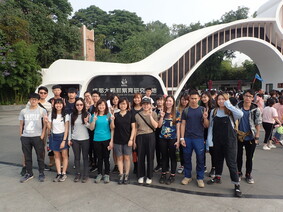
[39,92,47,95]
[244,95,253,98]
[76,104,83,106]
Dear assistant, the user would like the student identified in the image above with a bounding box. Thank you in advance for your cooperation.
[180,90,209,188]
[207,93,243,197]
[48,85,65,106]
[65,88,78,115]
[84,91,94,111]
[45,98,69,182]
[273,96,283,144]
[68,98,90,183]
[89,99,114,183]
[134,97,158,184]
[112,98,136,184]
[142,87,155,105]
[176,93,189,174]
[158,95,181,185]
[19,93,47,183]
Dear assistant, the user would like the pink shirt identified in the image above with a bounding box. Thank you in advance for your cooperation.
[255,96,264,113]
[262,106,278,124]
[273,103,283,122]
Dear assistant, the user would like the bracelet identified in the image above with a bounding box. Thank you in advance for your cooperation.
[180,138,184,141]
[254,137,259,140]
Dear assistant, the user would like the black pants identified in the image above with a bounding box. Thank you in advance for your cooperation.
[237,139,256,175]
[93,140,110,175]
[179,145,184,166]
[136,133,155,179]
[209,146,215,168]
[72,139,89,177]
[21,136,44,175]
[159,138,177,174]
[88,129,97,165]
[155,128,162,167]
[262,122,274,144]
[213,116,239,183]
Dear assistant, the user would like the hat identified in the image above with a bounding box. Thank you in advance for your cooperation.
[142,97,151,104]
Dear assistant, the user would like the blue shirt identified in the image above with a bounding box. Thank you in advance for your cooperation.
[239,109,253,141]
[182,106,204,139]
[160,111,181,139]
[91,114,111,141]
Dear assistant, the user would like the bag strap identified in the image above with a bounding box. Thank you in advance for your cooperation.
[137,112,155,132]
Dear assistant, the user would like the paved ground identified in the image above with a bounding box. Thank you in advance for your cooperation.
[0,109,283,211]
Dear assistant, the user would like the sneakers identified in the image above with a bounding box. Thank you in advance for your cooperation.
[74,173,81,182]
[197,179,205,188]
[145,178,152,184]
[95,174,103,183]
[234,184,242,197]
[159,174,166,184]
[238,172,243,182]
[20,173,34,183]
[177,166,184,174]
[112,165,119,174]
[44,164,51,171]
[209,167,215,178]
[38,173,45,182]
[268,143,277,149]
[118,174,124,185]
[263,144,271,150]
[166,175,175,185]
[154,165,162,173]
[181,177,192,185]
[81,176,89,183]
[245,174,255,184]
[279,140,283,146]
[89,166,98,173]
[104,174,110,183]
[124,174,129,184]
[20,166,27,176]
[207,177,222,184]
[53,174,61,182]
[59,174,67,182]
[138,177,144,184]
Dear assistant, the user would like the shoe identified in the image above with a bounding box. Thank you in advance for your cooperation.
[44,164,51,171]
[20,173,34,183]
[197,179,205,188]
[59,174,67,182]
[159,174,166,184]
[234,184,242,197]
[209,167,215,178]
[263,145,271,150]
[146,178,152,184]
[238,172,243,182]
[272,137,279,144]
[154,165,162,173]
[166,175,175,185]
[104,174,110,183]
[73,164,76,169]
[123,174,129,184]
[20,166,26,176]
[138,177,144,184]
[177,166,184,174]
[95,174,103,183]
[207,177,222,184]
[74,173,81,182]
[279,140,283,146]
[82,176,89,183]
[204,166,207,173]
[181,177,192,185]
[112,165,119,174]
[38,173,45,182]
[118,174,124,185]
[268,143,277,149]
[89,166,98,173]
[245,174,255,184]
[53,174,61,182]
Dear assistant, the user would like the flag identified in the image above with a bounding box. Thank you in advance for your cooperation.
[255,73,263,82]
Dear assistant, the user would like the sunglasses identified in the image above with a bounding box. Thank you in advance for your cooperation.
[76,104,84,106]
[39,92,47,95]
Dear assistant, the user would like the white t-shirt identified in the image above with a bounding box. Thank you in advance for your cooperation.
[262,106,278,124]
[48,113,69,134]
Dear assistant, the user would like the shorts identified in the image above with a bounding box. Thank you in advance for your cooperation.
[49,133,69,152]
[114,144,132,157]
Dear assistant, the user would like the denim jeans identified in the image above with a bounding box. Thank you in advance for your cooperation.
[183,138,205,180]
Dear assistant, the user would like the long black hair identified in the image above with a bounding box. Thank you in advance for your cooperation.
[51,98,66,121]
[200,91,214,109]
[71,97,88,127]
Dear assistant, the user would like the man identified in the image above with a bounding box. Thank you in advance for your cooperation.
[48,84,65,106]
[19,93,47,182]
[142,87,155,105]
[237,89,262,184]
[65,87,78,114]
[180,90,209,188]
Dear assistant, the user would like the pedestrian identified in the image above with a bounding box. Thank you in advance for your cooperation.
[45,98,70,182]
[113,97,136,184]
[19,93,47,183]
[207,93,243,197]
[273,96,283,145]
[158,95,181,185]
[135,97,158,184]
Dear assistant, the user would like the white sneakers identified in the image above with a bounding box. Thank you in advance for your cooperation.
[263,145,271,150]
[138,177,152,184]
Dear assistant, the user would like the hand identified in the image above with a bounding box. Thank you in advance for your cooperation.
[181,139,186,147]
[160,110,165,118]
[92,113,97,121]
[107,141,113,150]
[223,93,229,100]
[110,114,115,121]
[84,116,89,124]
[133,142,137,150]
[148,109,153,116]
[110,107,114,115]
[174,141,180,149]
[68,140,72,146]
[44,115,49,123]
[60,140,66,149]
[203,108,208,119]
[128,140,133,147]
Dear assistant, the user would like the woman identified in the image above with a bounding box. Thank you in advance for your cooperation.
[112,98,136,184]
[134,97,158,184]
[207,93,243,197]
[68,98,90,183]
[89,99,114,183]
[200,91,215,178]
[176,93,189,174]
[45,99,69,182]
[262,98,281,150]
[84,91,94,111]
[273,96,283,144]
[158,95,181,185]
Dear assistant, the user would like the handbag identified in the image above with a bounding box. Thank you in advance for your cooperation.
[237,130,251,142]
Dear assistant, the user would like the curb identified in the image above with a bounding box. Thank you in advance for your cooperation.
[0,105,25,112]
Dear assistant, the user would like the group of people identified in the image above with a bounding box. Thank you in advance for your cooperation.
[19,85,282,198]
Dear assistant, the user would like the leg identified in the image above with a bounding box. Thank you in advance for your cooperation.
[168,139,177,174]
[117,155,124,175]
[124,155,131,175]
[183,138,193,178]
[72,140,81,174]
[81,139,90,177]
[159,138,169,173]
[193,139,205,180]
[155,129,162,167]
[93,142,103,174]
[32,136,45,174]
[225,139,239,183]
[146,133,156,179]
[244,139,256,175]
[54,151,62,174]
[237,140,244,174]
[61,149,69,174]
[213,141,225,177]
[21,137,33,175]
[137,135,146,178]
[102,140,111,175]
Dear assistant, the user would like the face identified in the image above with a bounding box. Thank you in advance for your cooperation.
[53,88,61,96]
[217,95,226,108]
[142,102,151,111]
[156,99,164,107]
[92,93,100,103]
[201,94,209,104]
[243,92,253,104]
[68,92,76,99]
[119,101,128,111]
[165,97,174,109]
[112,96,119,106]
[55,102,63,111]
[29,98,39,107]
[84,92,91,101]
[134,96,142,105]
[97,102,106,113]
[38,90,48,100]
[189,94,199,107]
[145,90,152,97]
[75,100,84,112]
[180,97,189,107]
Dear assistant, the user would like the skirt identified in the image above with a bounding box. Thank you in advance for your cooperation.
[49,133,69,152]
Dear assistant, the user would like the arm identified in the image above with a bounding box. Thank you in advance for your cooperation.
[128,122,136,147]
[180,120,186,147]
[149,113,158,129]
[41,120,47,140]
[60,121,69,149]
[174,122,180,149]
[108,127,114,150]
[224,100,243,120]
[89,114,97,131]
[254,124,260,144]
[158,111,165,128]
[19,120,24,136]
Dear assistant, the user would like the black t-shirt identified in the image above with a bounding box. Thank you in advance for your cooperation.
[114,111,135,145]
